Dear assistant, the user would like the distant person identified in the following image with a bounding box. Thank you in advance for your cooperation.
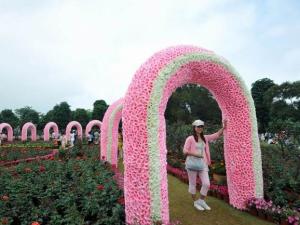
[57,133,62,146]
[260,133,265,142]
[74,130,78,144]
[61,134,68,149]
[51,132,56,140]
[183,119,226,211]
[93,130,100,144]
[70,131,75,147]
[87,131,93,145]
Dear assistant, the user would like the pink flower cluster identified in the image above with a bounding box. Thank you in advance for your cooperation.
[247,198,273,211]
[247,197,300,224]
[288,215,299,225]
[166,164,188,182]
[210,184,229,196]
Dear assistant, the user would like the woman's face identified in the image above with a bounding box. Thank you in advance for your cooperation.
[194,125,204,134]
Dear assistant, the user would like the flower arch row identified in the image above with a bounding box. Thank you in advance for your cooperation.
[21,122,37,141]
[122,45,263,225]
[0,123,14,141]
[0,121,102,142]
[100,98,123,166]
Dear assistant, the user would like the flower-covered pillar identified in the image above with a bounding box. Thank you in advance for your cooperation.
[85,120,102,137]
[21,122,37,141]
[65,121,83,140]
[43,122,59,141]
[100,98,123,166]
[0,123,14,142]
[123,45,263,224]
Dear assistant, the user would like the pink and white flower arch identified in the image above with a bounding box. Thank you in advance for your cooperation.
[85,120,102,137]
[21,122,37,141]
[65,121,83,140]
[100,98,123,166]
[43,122,59,141]
[123,45,263,224]
[0,123,14,142]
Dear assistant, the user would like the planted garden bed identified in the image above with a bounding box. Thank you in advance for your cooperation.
[0,148,55,163]
[0,145,125,225]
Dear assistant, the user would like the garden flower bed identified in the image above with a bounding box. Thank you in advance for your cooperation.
[0,148,56,163]
[247,197,300,224]
[0,141,57,150]
[0,145,125,225]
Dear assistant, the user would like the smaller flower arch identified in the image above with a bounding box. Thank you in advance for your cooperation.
[65,121,83,140]
[85,120,102,137]
[100,98,123,166]
[21,122,37,141]
[0,123,14,142]
[43,122,59,141]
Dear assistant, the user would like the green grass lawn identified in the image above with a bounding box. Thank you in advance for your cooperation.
[118,160,273,225]
[168,174,273,225]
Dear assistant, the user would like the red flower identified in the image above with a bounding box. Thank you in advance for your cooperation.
[1,195,9,201]
[31,222,40,225]
[39,166,46,172]
[1,217,8,224]
[102,156,105,160]
[97,185,104,191]
[117,197,125,205]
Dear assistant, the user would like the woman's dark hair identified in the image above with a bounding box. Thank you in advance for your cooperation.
[192,126,206,143]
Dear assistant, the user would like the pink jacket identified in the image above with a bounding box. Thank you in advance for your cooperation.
[183,131,222,166]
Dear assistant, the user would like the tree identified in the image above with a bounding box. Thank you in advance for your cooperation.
[52,102,72,130]
[38,110,54,131]
[92,100,108,121]
[165,84,221,125]
[0,109,19,128]
[251,78,276,133]
[264,81,300,123]
[15,106,40,128]
[72,108,90,127]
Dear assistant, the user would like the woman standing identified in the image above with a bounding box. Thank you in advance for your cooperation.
[183,119,226,211]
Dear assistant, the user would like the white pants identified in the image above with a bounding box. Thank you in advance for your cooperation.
[187,169,210,196]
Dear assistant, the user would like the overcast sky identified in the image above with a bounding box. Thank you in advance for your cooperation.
[0,0,299,114]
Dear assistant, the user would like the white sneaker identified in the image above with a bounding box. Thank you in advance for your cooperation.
[197,199,211,210]
[193,201,204,211]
